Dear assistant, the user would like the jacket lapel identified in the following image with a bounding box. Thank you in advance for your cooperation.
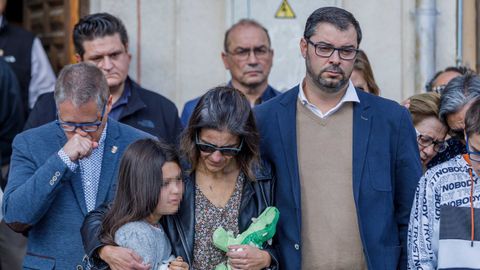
[352,90,372,202]
[277,87,301,210]
[178,173,195,263]
[95,119,122,208]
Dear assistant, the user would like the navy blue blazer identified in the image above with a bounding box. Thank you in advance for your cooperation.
[254,86,422,269]
[2,119,151,269]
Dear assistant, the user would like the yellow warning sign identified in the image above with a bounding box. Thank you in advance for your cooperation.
[275,0,296,19]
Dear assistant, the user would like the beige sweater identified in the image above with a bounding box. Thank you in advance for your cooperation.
[297,100,367,269]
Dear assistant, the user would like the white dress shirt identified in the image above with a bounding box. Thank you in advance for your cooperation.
[298,79,360,119]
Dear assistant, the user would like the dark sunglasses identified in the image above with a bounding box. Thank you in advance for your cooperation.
[195,133,243,156]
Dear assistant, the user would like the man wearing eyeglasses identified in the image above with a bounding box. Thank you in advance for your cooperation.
[255,7,422,269]
[24,13,182,145]
[2,63,151,269]
[180,19,279,126]
[408,97,480,269]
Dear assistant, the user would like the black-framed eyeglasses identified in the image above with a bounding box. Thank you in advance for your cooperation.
[466,135,480,162]
[195,133,243,156]
[415,130,448,153]
[305,38,359,60]
[56,105,106,133]
[227,46,272,60]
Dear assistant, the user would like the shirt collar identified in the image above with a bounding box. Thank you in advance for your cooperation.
[298,79,359,118]
[112,83,131,109]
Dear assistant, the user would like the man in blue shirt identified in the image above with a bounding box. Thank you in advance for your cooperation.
[180,19,280,126]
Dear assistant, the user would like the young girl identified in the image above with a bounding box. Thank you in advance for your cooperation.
[100,138,188,270]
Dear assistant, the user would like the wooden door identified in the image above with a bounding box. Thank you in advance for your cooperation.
[23,0,89,73]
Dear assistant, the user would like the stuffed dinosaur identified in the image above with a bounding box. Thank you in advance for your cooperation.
[212,206,280,270]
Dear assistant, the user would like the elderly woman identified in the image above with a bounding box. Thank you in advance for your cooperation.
[407,92,448,168]
[81,87,277,270]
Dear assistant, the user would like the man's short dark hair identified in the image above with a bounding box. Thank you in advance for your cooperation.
[303,6,362,46]
[223,19,271,52]
[73,13,129,57]
[465,98,480,137]
[425,65,474,92]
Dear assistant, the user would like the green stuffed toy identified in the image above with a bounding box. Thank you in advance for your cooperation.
[212,206,280,270]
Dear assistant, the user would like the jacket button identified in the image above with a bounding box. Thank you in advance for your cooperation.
[55,171,60,177]
[49,180,55,186]
[294,243,300,250]
[76,265,83,270]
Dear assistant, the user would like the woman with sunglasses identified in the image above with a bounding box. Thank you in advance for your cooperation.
[80,87,277,270]
[165,86,277,270]
[406,92,448,169]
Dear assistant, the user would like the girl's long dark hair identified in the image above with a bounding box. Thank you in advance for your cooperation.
[100,138,179,245]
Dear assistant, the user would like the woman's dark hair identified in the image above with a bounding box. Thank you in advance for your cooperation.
[100,138,179,245]
[180,86,260,180]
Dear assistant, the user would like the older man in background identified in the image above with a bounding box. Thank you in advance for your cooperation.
[180,19,280,126]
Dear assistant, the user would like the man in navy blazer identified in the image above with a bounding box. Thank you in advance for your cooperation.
[2,63,150,269]
[255,7,422,269]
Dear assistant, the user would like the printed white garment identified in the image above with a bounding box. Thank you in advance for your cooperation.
[407,155,480,270]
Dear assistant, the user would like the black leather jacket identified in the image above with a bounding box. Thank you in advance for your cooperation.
[81,161,278,269]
